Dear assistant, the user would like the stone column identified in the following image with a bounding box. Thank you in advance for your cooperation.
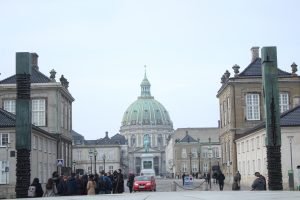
[261,46,283,190]
[15,53,32,198]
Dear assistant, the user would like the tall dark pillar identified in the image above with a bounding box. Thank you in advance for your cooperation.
[15,53,32,198]
[261,47,283,190]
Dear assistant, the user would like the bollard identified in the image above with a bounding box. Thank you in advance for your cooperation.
[171,181,177,191]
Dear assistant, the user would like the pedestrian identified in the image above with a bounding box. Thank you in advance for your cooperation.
[182,173,185,186]
[251,172,266,191]
[28,177,44,197]
[86,175,96,195]
[66,173,77,195]
[217,172,225,191]
[75,175,84,195]
[206,172,211,185]
[127,173,135,193]
[235,171,241,188]
[57,176,68,196]
[43,178,58,197]
[117,169,124,193]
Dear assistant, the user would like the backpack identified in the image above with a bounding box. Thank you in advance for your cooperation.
[28,186,36,197]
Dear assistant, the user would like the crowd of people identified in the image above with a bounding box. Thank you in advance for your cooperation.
[28,169,125,197]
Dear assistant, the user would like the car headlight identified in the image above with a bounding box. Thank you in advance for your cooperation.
[134,183,139,186]
[146,183,151,186]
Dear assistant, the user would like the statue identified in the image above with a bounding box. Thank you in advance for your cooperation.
[143,134,150,152]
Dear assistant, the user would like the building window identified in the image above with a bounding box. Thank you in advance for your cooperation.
[33,135,37,149]
[44,139,47,153]
[246,93,260,120]
[246,140,249,152]
[202,147,208,158]
[48,140,51,154]
[251,138,254,151]
[252,160,255,174]
[191,148,197,158]
[3,100,16,114]
[32,99,46,126]
[203,163,208,172]
[0,161,9,184]
[0,133,9,147]
[262,134,266,146]
[182,148,187,158]
[256,137,260,149]
[242,161,245,175]
[258,159,261,172]
[237,143,240,154]
[192,162,197,172]
[247,160,250,175]
[109,166,113,173]
[241,142,244,153]
[223,101,227,126]
[279,92,289,113]
[39,138,43,151]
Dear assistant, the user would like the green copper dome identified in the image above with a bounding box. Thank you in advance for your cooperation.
[121,72,173,128]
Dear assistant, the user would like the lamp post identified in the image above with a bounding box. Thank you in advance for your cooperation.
[88,149,93,174]
[188,151,192,175]
[287,136,294,190]
[94,149,98,174]
[72,160,76,174]
[102,154,106,173]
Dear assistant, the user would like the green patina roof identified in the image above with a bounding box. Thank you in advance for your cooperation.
[121,72,173,127]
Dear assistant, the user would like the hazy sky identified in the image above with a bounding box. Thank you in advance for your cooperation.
[1,0,300,139]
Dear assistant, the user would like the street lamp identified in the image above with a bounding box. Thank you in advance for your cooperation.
[102,154,106,173]
[188,151,192,175]
[287,136,294,190]
[88,149,93,174]
[94,149,98,174]
[72,160,76,174]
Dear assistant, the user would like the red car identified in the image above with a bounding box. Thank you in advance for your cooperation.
[133,176,156,192]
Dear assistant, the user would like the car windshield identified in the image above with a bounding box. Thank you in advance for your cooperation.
[135,176,151,181]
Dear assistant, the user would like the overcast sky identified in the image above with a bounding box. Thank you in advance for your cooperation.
[1,0,300,139]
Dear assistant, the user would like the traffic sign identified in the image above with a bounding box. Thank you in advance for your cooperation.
[57,159,64,167]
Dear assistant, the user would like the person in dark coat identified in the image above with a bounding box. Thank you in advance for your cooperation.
[67,173,77,195]
[30,177,44,197]
[182,173,186,186]
[251,172,266,191]
[75,175,84,195]
[81,174,88,195]
[117,169,124,193]
[127,173,135,193]
[217,172,225,191]
[57,176,68,196]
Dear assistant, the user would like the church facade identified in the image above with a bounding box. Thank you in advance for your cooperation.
[120,72,174,176]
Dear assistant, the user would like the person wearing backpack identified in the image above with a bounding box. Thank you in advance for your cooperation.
[28,178,43,197]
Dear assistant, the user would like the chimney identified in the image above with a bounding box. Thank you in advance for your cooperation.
[105,131,109,138]
[31,53,39,70]
[250,47,260,62]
